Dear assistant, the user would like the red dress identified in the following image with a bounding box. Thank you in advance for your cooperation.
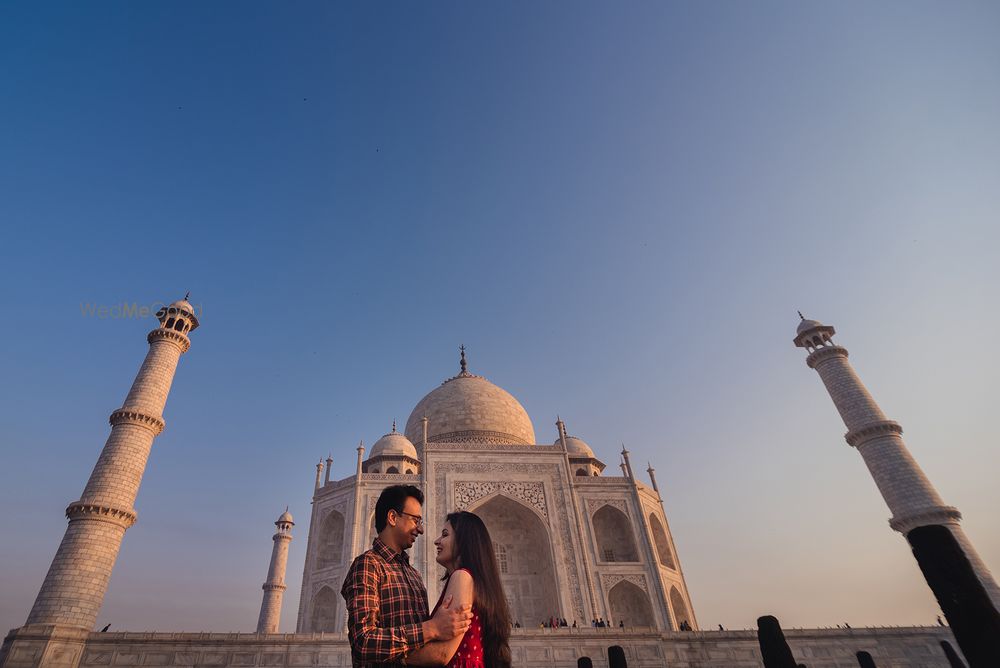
[431,569,484,668]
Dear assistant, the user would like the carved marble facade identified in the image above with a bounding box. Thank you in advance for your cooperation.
[297,446,696,634]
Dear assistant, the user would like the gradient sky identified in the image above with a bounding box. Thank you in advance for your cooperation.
[1,1,998,634]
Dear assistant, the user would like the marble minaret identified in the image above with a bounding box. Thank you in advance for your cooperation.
[257,510,294,633]
[25,298,199,632]
[794,316,1000,607]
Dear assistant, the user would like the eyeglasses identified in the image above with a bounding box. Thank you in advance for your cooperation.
[396,510,424,528]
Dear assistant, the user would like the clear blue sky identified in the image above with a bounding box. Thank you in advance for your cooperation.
[1,1,998,633]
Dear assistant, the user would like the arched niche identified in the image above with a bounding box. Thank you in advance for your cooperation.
[593,505,638,562]
[669,586,691,630]
[310,586,338,632]
[607,580,654,628]
[471,494,559,627]
[648,513,676,569]
[317,510,345,570]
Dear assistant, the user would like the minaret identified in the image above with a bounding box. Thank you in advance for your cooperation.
[620,444,635,479]
[646,462,661,497]
[25,297,198,631]
[257,509,294,633]
[795,316,1000,607]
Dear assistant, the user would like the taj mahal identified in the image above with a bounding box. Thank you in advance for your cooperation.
[297,344,693,635]
[1,297,994,667]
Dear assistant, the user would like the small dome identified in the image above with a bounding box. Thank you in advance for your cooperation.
[797,318,823,334]
[159,296,199,331]
[277,510,294,524]
[370,428,418,459]
[555,435,595,457]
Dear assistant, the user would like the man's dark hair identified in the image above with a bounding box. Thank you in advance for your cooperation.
[374,485,424,533]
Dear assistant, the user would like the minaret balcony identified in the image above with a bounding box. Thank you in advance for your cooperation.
[844,420,903,447]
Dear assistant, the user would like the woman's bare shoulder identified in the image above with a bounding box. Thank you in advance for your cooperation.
[445,569,474,598]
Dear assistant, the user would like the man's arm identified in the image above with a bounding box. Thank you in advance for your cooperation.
[342,554,425,664]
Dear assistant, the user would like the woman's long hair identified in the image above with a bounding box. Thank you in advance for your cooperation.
[445,511,512,667]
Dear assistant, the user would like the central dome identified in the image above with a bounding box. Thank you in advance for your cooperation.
[404,368,536,446]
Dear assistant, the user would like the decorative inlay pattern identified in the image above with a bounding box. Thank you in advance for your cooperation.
[426,443,561,452]
[845,420,903,447]
[585,498,628,516]
[109,408,165,435]
[65,502,136,528]
[430,430,526,445]
[361,473,420,481]
[455,481,547,518]
[147,327,191,353]
[601,573,647,593]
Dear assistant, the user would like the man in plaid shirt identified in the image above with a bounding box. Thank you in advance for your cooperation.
[342,485,471,667]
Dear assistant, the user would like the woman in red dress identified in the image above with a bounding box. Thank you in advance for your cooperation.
[406,511,511,667]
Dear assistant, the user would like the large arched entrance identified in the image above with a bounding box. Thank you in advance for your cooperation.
[592,505,638,562]
[648,513,676,569]
[310,586,338,632]
[669,586,691,629]
[317,510,345,569]
[607,580,654,628]
[472,495,559,627]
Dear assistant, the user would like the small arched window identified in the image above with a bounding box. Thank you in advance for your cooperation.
[386,466,399,474]
[576,468,588,476]
[174,320,185,331]
[165,318,175,329]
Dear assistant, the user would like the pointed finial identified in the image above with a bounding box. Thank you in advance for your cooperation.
[460,345,467,373]
[798,310,804,320]
[185,291,191,301]
[392,419,397,433]
[285,505,289,513]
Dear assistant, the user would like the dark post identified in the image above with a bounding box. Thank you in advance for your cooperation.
[757,616,797,668]
[907,525,1000,667]
[940,641,967,668]
[855,650,877,667]
[608,645,627,668]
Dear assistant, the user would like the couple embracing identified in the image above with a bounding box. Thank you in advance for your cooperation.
[341,485,512,668]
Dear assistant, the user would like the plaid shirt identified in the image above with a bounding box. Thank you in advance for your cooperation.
[341,537,428,667]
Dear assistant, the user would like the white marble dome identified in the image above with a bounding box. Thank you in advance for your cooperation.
[554,435,595,457]
[405,371,536,445]
[797,318,824,334]
[370,427,418,459]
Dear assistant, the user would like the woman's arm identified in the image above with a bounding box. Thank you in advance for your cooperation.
[405,570,474,666]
